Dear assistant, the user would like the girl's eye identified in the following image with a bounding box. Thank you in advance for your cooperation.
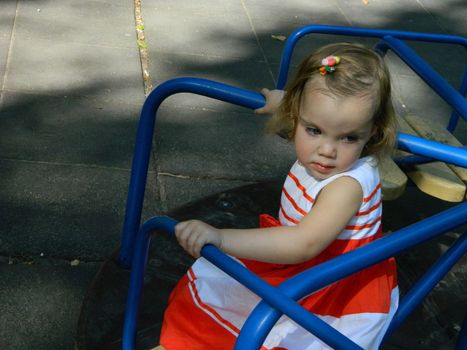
[343,135,359,143]
[306,127,321,135]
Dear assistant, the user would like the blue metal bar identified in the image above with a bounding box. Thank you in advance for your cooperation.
[380,36,467,121]
[276,24,467,89]
[236,202,467,348]
[395,146,467,167]
[122,216,177,349]
[397,132,467,168]
[202,248,363,350]
[119,78,265,268]
[394,154,435,166]
[384,231,467,340]
[456,314,467,350]
[123,216,363,350]
[448,66,467,132]
[374,39,390,57]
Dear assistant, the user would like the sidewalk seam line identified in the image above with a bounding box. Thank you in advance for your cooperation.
[415,0,449,34]
[0,0,20,111]
[335,0,354,27]
[0,253,104,265]
[240,0,276,86]
[152,48,270,63]
[0,88,144,107]
[3,35,136,50]
[158,171,261,183]
[0,157,157,173]
[156,164,169,213]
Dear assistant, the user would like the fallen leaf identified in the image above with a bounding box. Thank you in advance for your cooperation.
[271,34,287,42]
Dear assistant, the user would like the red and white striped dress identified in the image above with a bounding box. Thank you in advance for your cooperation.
[160,157,398,350]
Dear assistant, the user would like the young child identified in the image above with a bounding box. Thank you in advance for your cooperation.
[159,43,399,350]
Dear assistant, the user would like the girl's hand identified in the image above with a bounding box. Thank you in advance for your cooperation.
[254,88,285,115]
[175,220,223,258]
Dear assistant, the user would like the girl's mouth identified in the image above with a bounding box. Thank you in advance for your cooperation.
[311,162,335,174]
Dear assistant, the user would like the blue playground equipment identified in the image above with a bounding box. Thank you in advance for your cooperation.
[119,25,467,349]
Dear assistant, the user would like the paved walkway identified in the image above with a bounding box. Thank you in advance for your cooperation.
[0,0,465,349]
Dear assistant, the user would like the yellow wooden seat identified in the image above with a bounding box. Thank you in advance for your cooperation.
[379,156,408,201]
[377,114,466,202]
[394,115,466,202]
[404,114,467,187]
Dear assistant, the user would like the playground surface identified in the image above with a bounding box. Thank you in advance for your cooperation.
[0,0,466,349]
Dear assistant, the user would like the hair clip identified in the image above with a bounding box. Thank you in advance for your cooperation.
[320,55,341,76]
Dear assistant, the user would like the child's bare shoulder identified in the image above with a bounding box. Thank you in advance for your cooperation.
[321,176,363,200]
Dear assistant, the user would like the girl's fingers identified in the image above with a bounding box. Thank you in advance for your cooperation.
[174,221,188,239]
[175,222,192,248]
[254,107,265,114]
[175,221,202,257]
[174,220,219,258]
[255,88,271,114]
[186,228,200,251]
[261,88,270,96]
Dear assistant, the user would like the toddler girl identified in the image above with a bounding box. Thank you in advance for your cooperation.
[160,43,399,350]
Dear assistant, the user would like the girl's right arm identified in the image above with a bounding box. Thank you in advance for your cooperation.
[254,88,285,115]
[176,176,363,264]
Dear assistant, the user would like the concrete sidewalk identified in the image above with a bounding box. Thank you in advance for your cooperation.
[0,0,466,349]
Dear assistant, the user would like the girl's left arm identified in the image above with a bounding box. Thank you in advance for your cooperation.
[175,176,363,264]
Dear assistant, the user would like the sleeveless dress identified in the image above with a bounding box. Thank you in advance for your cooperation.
[160,156,398,350]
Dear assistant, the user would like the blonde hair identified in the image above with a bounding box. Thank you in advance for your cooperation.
[267,43,397,159]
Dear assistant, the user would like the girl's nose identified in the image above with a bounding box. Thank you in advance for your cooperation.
[318,141,336,158]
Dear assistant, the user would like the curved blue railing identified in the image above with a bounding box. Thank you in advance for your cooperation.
[118,78,265,268]
[120,24,467,350]
[276,25,467,131]
[276,25,467,90]
[122,206,467,349]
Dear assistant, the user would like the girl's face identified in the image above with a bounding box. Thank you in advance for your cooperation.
[294,81,375,180]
